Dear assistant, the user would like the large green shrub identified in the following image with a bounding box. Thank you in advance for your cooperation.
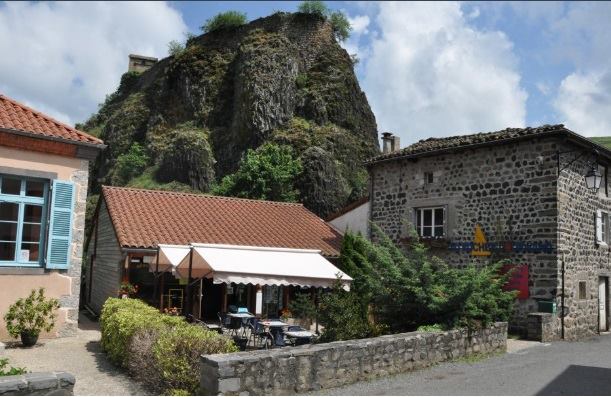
[201,11,247,33]
[213,143,302,202]
[100,298,183,365]
[100,298,237,395]
[326,227,516,341]
[153,324,238,393]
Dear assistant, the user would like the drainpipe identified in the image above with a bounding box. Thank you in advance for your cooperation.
[561,253,565,340]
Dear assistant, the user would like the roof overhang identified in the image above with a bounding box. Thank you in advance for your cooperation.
[0,127,106,160]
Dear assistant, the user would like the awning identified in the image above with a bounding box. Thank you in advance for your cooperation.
[150,244,190,274]
[175,243,352,290]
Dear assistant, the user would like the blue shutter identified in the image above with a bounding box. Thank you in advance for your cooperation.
[46,180,75,269]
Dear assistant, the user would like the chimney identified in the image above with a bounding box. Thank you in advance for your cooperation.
[391,135,400,152]
[382,132,393,154]
[128,54,158,73]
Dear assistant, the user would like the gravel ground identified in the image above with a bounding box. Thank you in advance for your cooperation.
[309,334,611,395]
[2,312,147,396]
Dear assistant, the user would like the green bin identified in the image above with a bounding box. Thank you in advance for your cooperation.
[537,300,557,314]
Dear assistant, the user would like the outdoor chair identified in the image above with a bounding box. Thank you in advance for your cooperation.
[228,316,243,336]
[248,320,273,350]
[217,312,231,333]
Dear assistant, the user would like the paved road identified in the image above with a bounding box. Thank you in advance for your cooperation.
[311,334,611,395]
[3,313,147,395]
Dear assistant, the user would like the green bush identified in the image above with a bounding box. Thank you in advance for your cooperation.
[168,40,185,57]
[417,324,445,333]
[201,11,247,33]
[100,298,183,366]
[101,298,237,395]
[288,292,317,321]
[213,143,302,202]
[4,288,60,339]
[153,324,238,393]
[298,0,328,17]
[0,358,26,376]
[111,142,149,186]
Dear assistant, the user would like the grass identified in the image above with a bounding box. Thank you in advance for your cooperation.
[588,137,611,150]
[451,350,504,364]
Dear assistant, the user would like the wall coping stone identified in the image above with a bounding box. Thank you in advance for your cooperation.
[0,371,75,396]
[201,322,508,395]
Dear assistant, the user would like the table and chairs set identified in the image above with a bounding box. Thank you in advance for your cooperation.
[188,309,315,350]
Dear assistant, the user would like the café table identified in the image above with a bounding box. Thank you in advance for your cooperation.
[284,330,314,346]
[260,319,288,346]
[227,312,255,337]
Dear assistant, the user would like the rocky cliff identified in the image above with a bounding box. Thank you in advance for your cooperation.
[80,11,379,218]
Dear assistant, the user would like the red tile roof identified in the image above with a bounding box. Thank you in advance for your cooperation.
[101,186,343,257]
[0,94,103,146]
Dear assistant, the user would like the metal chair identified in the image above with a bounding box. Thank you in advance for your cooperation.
[248,319,273,350]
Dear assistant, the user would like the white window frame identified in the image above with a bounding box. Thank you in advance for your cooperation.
[596,209,609,247]
[415,206,446,238]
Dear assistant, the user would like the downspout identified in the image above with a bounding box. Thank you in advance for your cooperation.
[88,212,99,305]
[561,253,565,340]
[185,247,194,319]
[153,246,160,310]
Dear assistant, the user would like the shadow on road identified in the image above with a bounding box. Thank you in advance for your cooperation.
[536,365,611,395]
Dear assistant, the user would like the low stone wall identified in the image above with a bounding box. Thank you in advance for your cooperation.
[527,312,556,342]
[0,372,75,396]
[200,322,507,395]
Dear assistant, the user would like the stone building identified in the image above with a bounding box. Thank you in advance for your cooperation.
[366,124,611,340]
[0,94,104,339]
[127,54,158,73]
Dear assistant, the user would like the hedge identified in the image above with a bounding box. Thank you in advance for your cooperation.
[100,298,237,394]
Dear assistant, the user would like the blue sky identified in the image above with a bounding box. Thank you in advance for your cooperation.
[1,1,610,145]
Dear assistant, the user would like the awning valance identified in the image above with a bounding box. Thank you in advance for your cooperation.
[155,243,351,290]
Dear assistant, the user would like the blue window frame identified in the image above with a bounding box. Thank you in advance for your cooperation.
[0,175,49,267]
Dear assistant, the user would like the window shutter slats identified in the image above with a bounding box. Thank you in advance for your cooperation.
[596,209,603,244]
[46,180,75,269]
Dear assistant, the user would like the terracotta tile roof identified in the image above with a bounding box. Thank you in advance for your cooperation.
[367,124,568,164]
[0,94,103,146]
[101,186,343,257]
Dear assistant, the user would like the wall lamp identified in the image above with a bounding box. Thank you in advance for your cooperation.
[557,149,602,192]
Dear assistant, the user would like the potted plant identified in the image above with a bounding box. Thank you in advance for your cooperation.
[118,282,138,298]
[3,288,60,347]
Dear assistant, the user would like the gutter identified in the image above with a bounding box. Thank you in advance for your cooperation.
[0,127,107,151]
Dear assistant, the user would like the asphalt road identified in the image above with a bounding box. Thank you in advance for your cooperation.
[310,334,611,395]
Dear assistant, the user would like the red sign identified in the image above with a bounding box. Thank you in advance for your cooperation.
[501,264,529,299]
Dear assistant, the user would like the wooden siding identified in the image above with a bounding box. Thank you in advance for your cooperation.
[88,200,123,314]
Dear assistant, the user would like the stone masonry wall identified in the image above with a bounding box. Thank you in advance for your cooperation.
[369,137,560,335]
[200,323,507,395]
[59,159,89,337]
[557,145,611,340]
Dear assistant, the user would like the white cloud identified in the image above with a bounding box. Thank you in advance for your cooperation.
[348,15,370,35]
[555,71,611,136]
[536,82,551,96]
[550,3,611,136]
[357,2,527,145]
[0,1,186,126]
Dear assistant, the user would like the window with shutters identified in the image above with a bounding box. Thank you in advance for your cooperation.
[596,209,610,246]
[415,207,446,238]
[0,175,49,267]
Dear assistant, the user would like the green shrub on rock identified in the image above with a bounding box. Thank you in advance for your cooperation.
[202,11,247,33]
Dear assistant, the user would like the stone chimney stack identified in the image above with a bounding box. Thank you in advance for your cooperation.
[381,132,400,153]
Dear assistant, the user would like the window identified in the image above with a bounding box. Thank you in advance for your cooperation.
[424,172,434,184]
[578,281,587,300]
[0,175,48,266]
[415,207,445,238]
[596,210,610,245]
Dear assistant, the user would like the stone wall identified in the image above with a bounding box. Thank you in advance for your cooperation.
[0,372,75,396]
[200,322,507,395]
[369,137,560,334]
[557,145,611,340]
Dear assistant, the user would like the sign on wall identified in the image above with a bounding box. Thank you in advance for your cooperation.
[448,224,554,255]
[500,264,529,299]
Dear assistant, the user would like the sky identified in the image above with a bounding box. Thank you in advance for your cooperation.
[1,1,610,146]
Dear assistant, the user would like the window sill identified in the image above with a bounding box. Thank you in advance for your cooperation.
[0,267,45,275]
[597,242,609,249]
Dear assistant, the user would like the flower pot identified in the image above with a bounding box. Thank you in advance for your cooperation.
[20,332,39,347]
